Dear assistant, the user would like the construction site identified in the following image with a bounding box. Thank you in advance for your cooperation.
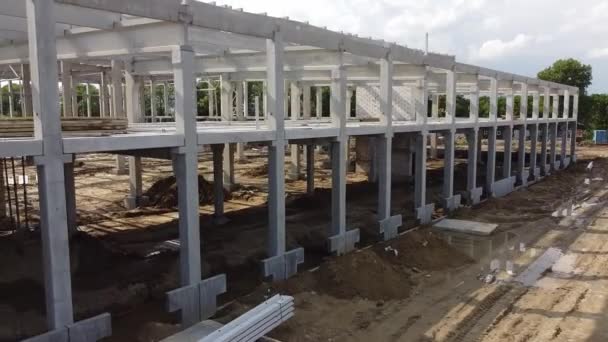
[1,1,606,341]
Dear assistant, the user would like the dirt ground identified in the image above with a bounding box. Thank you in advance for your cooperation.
[0,142,606,341]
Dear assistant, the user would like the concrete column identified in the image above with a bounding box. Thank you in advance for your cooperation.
[529,124,538,180]
[100,72,108,117]
[563,90,570,119]
[223,143,235,191]
[516,126,527,185]
[489,77,498,121]
[21,64,33,116]
[543,87,550,119]
[125,72,142,124]
[505,86,514,121]
[303,85,311,119]
[485,127,497,196]
[26,0,75,330]
[71,79,77,116]
[8,80,14,117]
[520,83,529,120]
[532,91,540,120]
[0,162,5,218]
[503,126,513,178]
[208,80,216,117]
[414,132,432,224]
[315,86,322,118]
[211,144,227,224]
[150,81,157,123]
[442,130,459,211]
[560,122,568,169]
[163,82,170,116]
[125,156,143,209]
[243,81,249,117]
[63,161,77,236]
[220,77,235,189]
[430,94,439,158]
[85,83,92,117]
[261,32,304,281]
[288,82,301,180]
[110,59,124,118]
[466,128,481,205]
[540,123,549,176]
[445,70,456,124]
[171,45,221,326]
[306,144,315,195]
[236,82,246,161]
[328,64,357,255]
[552,92,560,119]
[470,82,480,122]
[549,123,558,171]
[570,123,577,162]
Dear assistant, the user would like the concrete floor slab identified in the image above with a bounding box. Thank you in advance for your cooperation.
[433,219,498,236]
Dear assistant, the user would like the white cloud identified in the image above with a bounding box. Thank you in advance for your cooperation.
[588,48,608,59]
[212,0,608,93]
[475,34,532,60]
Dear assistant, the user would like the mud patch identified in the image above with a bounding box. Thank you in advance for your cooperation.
[143,175,230,208]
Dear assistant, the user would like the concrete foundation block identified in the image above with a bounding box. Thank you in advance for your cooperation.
[124,195,149,210]
[467,187,483,205]
[416,204,435,225]
[166,274,227,326]
[531,167,541,181]
[328,229,360,255]
[441,194,462,212]
[23,313,112,342]
[553,161,561,171]
[493,176,516,198]
[543,164,551,176]
[519,170,529,187]
[261,248,305,281]
[379,215,402,241]
[562,157,571,169]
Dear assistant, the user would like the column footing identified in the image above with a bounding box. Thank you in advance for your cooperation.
[493,176,516,198]
[467,187,483,206]
[529,167,541,182]
[328,229,360,255]
[166,274,227,327]
[562,157,571,169]
[441,194,462,212]
[123,195,149,210]
[379,215,402,241]
[517,170,530,187]
[416,204,435,225]
[262,248,304,281]
[22,313,112,342]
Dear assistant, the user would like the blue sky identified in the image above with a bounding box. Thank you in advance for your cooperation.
[213,0,608,94]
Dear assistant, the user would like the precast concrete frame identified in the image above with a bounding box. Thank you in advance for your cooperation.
[0,1,577,341]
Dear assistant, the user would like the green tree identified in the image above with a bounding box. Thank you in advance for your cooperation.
[538,58,593,128]
[537,58,592,96]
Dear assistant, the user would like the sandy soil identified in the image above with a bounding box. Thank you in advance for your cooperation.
[0,143,604,342]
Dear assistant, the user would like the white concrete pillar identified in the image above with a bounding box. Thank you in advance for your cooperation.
[485,127,497,196]
[110,59,124,118]
[26,0,75,330]
[163,81,170,117]
[505,86,514,121]
[150,81,157,123]
[125,70,142,124]
[306,144,315,195]
[303,85,311,119]
[489,77,498,121]
[377,57,398,240]
[520,83,529,120]
[21,64,33,117]
[100,72,108,117]
[220,76,235,189]
[212,144,226,223]
[442,130,459,211]
[288,82,301,180]
[543,87,551,119]
[560,122,568,168]
[529,124,539,180]
[171,45,210,325]
[262,32,304,281]
[549,122,558,171]
[85,83,92,118]
[540,123,549,176]
[516,126,527,185]
[430,93,439,158]
[445,70,456,124]
[532,91,540,120]
[8,80,14,117]
[208,79,216,117]
[414,132,432,224]
[125,156,143,210]
[503,126,513,178]
[552,91,559,119]
[315,86,322,118]
[466,128,481,204]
